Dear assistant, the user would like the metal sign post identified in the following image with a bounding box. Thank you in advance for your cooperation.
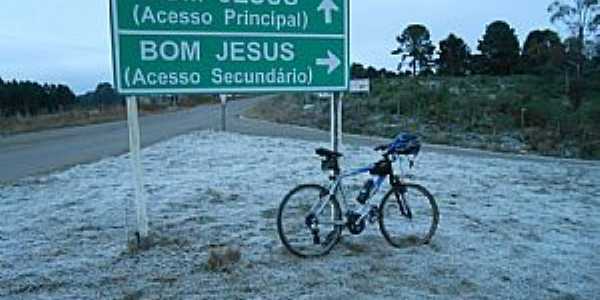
[330,93,337,152]
[126,96,149,243]
[337,93,344,151]
[330,92,343,153]
[220,94,228,131]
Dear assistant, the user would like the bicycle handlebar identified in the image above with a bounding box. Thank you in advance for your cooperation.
[374,144,389,152]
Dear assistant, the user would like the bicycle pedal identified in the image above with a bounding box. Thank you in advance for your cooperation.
[368,206,379,224]
[313,235,321,245]
[322,231,337,247]
[368,212,379,224]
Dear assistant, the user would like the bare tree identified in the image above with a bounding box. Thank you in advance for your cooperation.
[549,0,600,109]
[549,0,599,43]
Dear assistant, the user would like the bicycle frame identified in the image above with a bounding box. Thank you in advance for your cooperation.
[310,154,411,226]
[278,140,439,257]
[330,167,386,216]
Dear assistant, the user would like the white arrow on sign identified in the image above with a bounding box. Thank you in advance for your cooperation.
[317,0,339,24]
[316,50,341,74]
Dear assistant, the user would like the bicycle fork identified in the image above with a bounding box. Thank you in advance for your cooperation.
[394,185,413,219]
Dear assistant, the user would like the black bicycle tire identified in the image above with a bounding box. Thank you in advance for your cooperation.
[277,184,342,258]
[378,183,439,248]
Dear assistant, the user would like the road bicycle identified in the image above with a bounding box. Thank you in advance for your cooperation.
[277,134,439,257]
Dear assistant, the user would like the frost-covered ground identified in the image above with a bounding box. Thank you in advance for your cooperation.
[1,131,599,299]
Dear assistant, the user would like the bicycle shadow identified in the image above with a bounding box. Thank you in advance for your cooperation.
[335,233,440,257]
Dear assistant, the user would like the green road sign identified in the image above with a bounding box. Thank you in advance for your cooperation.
[110,0,349,94]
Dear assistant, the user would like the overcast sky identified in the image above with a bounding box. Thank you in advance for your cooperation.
[0,0,557,94]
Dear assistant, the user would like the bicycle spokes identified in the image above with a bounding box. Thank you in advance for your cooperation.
[312,232,321,245]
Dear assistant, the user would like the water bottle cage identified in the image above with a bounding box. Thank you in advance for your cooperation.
[356,179,375,204]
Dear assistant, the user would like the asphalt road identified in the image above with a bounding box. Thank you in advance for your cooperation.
[1,95,597,183]
[0,98,257,183]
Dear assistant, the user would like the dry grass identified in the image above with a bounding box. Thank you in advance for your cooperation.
[121,290,144,300]
[0,107,127,135]
[206,246,242,272]
[123,232,191,256]
[0,98,218,136]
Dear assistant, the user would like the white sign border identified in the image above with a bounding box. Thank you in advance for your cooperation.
[109,0,350,95]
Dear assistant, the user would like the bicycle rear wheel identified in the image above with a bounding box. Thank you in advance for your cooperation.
[277,184,342,257]
[379,184,439,248]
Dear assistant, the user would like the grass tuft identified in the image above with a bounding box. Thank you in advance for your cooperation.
[206,246,242,272]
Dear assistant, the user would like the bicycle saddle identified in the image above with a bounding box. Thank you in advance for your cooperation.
[315,148,343,158]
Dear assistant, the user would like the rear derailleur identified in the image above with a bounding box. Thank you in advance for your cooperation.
[306,213,338,247]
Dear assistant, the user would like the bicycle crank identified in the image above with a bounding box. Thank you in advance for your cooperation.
[346,211,366,235]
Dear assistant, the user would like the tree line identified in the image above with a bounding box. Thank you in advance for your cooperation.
[0,79,124,118]
[0,78,76,118]
[76,83,124,109]
[388,21,598,78]
[352,21,599,82]
[384,0,600,111]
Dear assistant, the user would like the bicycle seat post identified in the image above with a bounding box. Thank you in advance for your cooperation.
[316,148,342,181]
[330,158,340,181]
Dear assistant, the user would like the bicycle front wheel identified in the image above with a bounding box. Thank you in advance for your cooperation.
[277,184,342,257]
[379,184,439,248]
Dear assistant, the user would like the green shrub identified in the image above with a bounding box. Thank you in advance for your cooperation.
[245,74,600,159]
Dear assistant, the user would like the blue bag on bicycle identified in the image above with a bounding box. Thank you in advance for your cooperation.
[389,133,421,156]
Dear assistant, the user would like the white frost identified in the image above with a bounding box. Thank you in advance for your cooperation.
[0,131,598,299]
